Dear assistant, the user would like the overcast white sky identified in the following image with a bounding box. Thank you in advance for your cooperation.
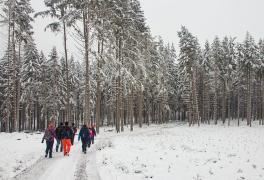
[1,0,264,57]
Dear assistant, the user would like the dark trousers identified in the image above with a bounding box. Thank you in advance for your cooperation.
[46,141,54,158]
[81,138,87,152]
[87,138,91,148]
[91,136,94,144]
[56,139,63,152]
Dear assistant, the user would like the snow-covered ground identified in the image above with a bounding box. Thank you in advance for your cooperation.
[0,132,43,179]
[0,122,264,180]
[97,122,264,180]
[0,132,99,180]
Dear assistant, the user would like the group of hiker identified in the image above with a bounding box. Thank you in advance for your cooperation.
[42,121,96,158]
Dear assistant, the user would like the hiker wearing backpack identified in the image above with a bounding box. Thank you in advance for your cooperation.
[61,122,74,156]
[78,124,90,154]
[87,126,93,148]
[42,122,56,158]
[90,124,96,144]
[71,123,77,145]
[55,122,64,152]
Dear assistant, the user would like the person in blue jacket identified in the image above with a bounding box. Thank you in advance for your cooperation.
[78,124,90,154]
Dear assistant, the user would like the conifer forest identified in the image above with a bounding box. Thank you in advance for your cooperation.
[1,0,264,133]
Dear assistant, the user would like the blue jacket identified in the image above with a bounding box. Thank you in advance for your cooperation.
[78,125,90,141]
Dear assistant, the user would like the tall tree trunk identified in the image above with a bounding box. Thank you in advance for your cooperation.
[260,71,263,125]
[63,19,71,124]
[262,70,264,125]
[12,7,17,132]
[6,2,12,132]
[213,67,218,125]
[96,39,103,134]
[237,89,240,126]
[247,65,252,127]
[192,68,200,126]
[83,11,91,126]
[130,85,134,131]
[203,82,210,124]
[116,77,120,133]
[17,41,21,131]
[120,85,124,132]
[138,88,143,128]
[222,82,226,124]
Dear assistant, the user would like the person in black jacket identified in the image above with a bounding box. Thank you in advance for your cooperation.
[78,124,90,154]
[61,122,74,156]
[55,122,64,152]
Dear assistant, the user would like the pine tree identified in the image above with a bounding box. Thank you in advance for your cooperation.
[21,36,40,130]
[46,47,61,123]
[240,33,258,126]
[178,26,200,126]
[35,0,71,123]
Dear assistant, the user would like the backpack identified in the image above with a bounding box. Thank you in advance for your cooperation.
[89,129,94,137]
[55,126,62,139]
[81,127,89,139]
[45,129,54,141]
[61,127,71,139]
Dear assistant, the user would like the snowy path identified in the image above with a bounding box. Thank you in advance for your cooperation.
[11,140,101,180]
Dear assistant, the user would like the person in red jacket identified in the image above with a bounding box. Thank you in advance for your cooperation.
[42,122,56,158]
[90,124,96,144]
[61,122,74,156]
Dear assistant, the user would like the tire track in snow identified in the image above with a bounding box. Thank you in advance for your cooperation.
[74,142,102,180]
[74,153,88,180]
[86,146,101,180]
[12,157,58,180]
[12,139,102,180]
[11,140,84,180]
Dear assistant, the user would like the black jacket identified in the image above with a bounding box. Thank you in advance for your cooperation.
[55,125,63,140]
[61,126,74,139]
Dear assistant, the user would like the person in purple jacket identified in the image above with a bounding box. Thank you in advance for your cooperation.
[42,121,56,158]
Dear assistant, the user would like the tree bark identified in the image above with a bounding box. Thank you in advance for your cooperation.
[63,19,71,124]
[247,65,252,127]
[83,11,91,126]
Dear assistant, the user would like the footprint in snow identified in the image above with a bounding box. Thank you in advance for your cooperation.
[252,164,257,169]
[193,174,202,180]
[209,169,214,175]
[145,175,153,179]
[237,169,243,173]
